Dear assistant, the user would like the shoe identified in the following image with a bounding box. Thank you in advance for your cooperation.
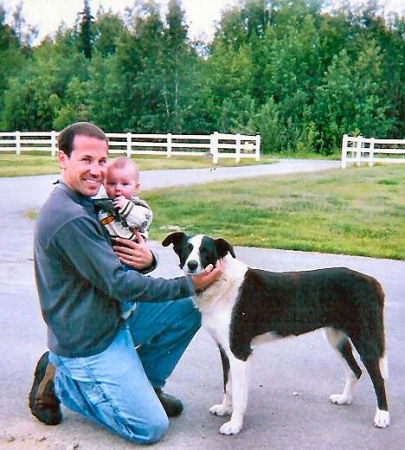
[29,352,62,425]
[154,388,183,417]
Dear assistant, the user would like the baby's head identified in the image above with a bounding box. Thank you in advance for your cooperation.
[104,157,140,199]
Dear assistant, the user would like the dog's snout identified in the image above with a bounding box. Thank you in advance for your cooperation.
[187,260,198,271]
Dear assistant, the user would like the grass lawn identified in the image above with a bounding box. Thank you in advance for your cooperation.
[15,153,403,259]
[0,152,274,177]
[143,165,405,260]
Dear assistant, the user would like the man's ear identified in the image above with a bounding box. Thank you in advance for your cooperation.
[58,151,68,169]
[162,232,187,248]
[215,238,235,258]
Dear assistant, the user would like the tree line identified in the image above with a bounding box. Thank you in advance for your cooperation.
[0,0,404,154]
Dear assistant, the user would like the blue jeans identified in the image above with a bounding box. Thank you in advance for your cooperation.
[49,298,200,444]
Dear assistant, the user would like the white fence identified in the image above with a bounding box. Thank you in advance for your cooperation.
[0,131,261,164]
[341,134,405,169]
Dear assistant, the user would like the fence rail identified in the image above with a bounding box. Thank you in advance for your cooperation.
[0,131,261,164]
[341,134,405,168]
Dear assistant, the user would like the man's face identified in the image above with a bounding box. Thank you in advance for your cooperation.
[58,135,108,197]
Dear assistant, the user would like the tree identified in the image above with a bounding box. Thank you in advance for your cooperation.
[0,4,27,126]
[1,30,88,130]
[52,76,89,129]
[78,0,94,59]
[314,39,391,152]
[92,10,126,57]
[162,0,190,131]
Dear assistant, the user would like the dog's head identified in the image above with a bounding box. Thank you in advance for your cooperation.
[162,232,235,274]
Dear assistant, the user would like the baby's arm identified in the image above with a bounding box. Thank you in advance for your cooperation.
[113,196,152,230]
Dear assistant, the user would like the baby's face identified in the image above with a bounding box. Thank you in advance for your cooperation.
[104,166,139,199]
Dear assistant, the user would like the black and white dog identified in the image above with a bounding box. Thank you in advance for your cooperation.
[162,232,390,435]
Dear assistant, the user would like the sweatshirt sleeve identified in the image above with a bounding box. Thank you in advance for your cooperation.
[119,198,152,231]
[53,215,194,303]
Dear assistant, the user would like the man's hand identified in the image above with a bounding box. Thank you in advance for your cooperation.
[112,231,154,270]
[191,259,224,292]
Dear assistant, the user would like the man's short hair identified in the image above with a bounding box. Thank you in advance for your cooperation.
[58,122,108,157]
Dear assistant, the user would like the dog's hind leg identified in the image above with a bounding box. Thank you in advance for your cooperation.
[324,327,362,405]
[218,353,251,435]
[349,334,390,428]
[361,356,390,428]
[210,345,233,417]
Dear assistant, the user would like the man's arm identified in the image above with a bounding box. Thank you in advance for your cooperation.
[112,231,224,291]
[54,216,222,303]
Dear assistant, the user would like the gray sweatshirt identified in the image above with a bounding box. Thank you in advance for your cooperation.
[34,182,194,357]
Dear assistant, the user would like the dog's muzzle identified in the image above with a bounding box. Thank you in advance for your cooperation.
[186,260,199,273]
[182,259,204,274]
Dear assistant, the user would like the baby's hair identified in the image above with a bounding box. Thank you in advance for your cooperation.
[107,157,139,180]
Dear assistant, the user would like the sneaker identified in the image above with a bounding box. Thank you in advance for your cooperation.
[28,352,62,425]
[154,388,183,417]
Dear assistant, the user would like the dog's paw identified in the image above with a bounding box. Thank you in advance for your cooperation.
[219,420,242,435]
[210,403,232,416]
[374,409,390,428]
[329,393,352,405]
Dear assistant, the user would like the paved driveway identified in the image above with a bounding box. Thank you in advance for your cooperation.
[1,161,404,449]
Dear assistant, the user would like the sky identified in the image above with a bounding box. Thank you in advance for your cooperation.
[2,0,404,45]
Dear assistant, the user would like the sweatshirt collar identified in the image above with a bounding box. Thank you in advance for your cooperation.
[55,180,95,209]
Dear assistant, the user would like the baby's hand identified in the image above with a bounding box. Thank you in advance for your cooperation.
[113,195,129,211]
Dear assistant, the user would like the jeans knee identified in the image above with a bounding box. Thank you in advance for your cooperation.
[140,415,170,444]
[124,414,169,445]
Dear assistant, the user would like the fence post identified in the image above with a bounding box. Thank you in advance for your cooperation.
[126,132,132,157]
[255,135,261,161]
[167,133,172,158]
[51,130,57,157]
[356,135,363,167]
[16,131,21,156]
[341,134,348,169]
[236,134,241,163]
[211,131,219,164]
[369,137,375,167]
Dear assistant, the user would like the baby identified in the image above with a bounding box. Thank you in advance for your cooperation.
[96,156,153,319]
[98,156,152,241]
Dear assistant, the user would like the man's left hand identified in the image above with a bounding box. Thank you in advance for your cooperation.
[112,231,154,270]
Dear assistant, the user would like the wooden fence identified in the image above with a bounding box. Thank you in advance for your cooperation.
[0,131,261,164]
[341,134,405,168]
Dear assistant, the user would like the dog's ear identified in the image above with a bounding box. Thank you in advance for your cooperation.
[162,232,187,248]
[214,238,235,259]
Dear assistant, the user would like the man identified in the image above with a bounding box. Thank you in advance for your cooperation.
[29,122,223,444]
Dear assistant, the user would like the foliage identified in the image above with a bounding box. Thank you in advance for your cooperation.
[0,0,404,153]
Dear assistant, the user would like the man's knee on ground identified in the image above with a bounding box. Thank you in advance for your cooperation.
[124,414,169,445]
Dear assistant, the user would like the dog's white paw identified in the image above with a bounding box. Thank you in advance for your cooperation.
[329,393,352,405]
[219,419,242,435]
[210,403,232,416]
[374,409,390,428]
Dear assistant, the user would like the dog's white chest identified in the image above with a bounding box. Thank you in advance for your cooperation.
[193,258,247,344]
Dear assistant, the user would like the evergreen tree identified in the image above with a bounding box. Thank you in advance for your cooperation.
[0,0,403,151]
[79,0,94,59]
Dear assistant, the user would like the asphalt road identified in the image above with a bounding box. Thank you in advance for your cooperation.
[1,160,404,449]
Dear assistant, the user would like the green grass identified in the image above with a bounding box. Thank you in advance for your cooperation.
[0,152,274,177]
[20,158,404,259]
[143,165,405,260]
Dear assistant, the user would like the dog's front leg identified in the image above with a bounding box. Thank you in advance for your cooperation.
[210,345,233,416]
[219,354,251,435]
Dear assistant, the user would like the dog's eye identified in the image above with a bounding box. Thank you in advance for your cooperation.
[188,243,193,251]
